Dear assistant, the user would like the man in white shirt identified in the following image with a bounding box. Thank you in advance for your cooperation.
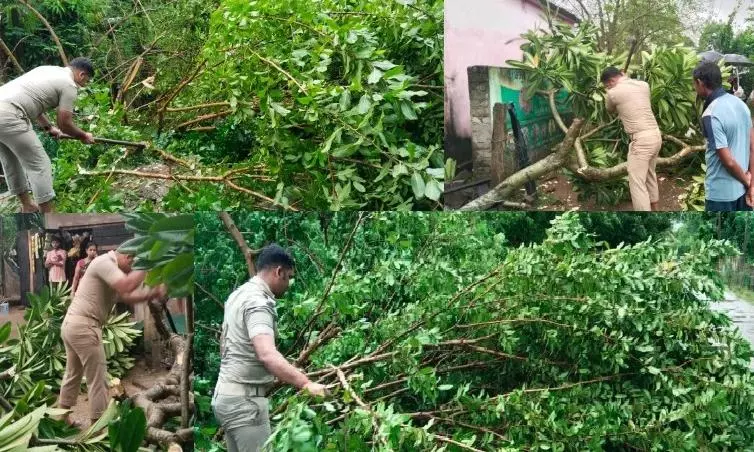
[0,57,96,213]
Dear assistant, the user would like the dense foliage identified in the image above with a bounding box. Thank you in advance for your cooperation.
[194,211,754,451]
[0,0,444,211]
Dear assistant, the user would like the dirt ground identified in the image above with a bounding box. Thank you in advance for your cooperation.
[535,173,688,211]
[445,170,690,211]
[0,305,26,339]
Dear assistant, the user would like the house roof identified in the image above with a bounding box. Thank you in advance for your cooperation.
[44,214,125,229]
[525,0,581,24]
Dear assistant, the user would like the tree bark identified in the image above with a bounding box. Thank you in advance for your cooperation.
[218,212,260,277]
[459,119,585,211]
[131,299,193,448]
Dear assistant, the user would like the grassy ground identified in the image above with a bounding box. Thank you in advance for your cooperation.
[730,285,754,305]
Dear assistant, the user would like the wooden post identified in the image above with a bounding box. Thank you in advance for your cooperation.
[490,103,507,187]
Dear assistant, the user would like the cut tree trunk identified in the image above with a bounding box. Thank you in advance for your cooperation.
[130,299,194,448]
[459,119,584,211]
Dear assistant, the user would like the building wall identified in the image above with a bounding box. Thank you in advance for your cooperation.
[445,0,576,163]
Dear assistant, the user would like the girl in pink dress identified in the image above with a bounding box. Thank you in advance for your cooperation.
[71,242,98,295]
[45,238,67,288]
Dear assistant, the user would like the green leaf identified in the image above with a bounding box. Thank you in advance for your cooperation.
[270,102,291,116]
[425,179,442,201]
[0,322,10,344]
[410,172,426,199]
[357,95,372,114]
[367,68,383,84]
[400,101,418,120]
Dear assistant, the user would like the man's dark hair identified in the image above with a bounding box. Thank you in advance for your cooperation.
[69,57,94,78]
[600,66,623,84]
[256,244,295,272]
[692,62,722,90]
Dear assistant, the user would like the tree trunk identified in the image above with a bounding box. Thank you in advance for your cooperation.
[459,119,584,211]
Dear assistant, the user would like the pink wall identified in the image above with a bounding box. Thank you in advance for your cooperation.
[445,0,576,157]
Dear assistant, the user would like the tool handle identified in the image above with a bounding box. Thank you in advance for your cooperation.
[59,135,146,147]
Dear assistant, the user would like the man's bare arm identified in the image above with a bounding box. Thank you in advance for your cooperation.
[36,114,53,130]
[252,334,310,389]
[118,285,164,305]
[717,147,750,188]
[111,270,148,297]
[56,110,88,139]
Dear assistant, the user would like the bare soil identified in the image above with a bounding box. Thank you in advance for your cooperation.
[535,173,689,211]
[445,170,690,211]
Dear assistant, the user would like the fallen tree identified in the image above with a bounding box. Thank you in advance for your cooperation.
[195,212,754,451]
[459,23,716,211]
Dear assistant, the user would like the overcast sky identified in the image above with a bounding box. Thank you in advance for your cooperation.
[710,0,751,31]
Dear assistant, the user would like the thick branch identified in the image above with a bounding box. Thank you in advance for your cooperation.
[0,38,24,74]
[459,119,585,210]
[218,212,262,277]
[569,136,705,181]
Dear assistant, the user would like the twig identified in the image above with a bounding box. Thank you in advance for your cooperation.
[175,110,233,130]
[17,0,68,65]
[166,102,231,113]
[433,434,484,452]
[250,50,308,95]
[78,166,289,209]
[195,282,225,309]
[186,126,217,133]
[290,213,367,351]
[158,59,208,132]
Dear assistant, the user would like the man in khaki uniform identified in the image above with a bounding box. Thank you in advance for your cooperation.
[57,245,166,426]
[0,57,96,213]
[212,244,326,452]
[601,66,663,211]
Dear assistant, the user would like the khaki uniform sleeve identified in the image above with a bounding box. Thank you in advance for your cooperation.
[244,297,275,340]
[58,84,78,112]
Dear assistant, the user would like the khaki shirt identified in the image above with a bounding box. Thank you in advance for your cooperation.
[0,66,78,119]
[605,78,659,135]
[66,251,148,326]
[217,276,278,386]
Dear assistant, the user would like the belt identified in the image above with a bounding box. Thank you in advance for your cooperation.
[630,128,660,141]
[215,381,268,397]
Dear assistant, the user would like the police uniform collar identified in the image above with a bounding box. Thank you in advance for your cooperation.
[250,275,276,300]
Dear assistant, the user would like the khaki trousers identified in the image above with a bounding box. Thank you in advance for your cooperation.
[58,314,108,419]
[0,102,55,203]
[212,393,271,452]
[627,128,662,211]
